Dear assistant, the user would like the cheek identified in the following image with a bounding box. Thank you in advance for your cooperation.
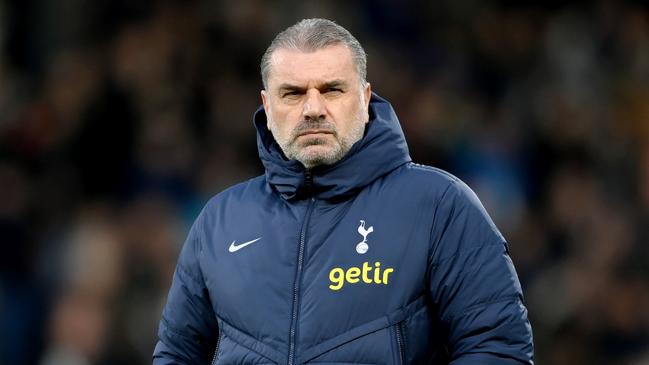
[271,107,301,128]
[333,100,364,132]
[270,122,290,142]
[269,114,301,142]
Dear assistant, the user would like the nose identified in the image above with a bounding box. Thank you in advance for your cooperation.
[302,89,326,121]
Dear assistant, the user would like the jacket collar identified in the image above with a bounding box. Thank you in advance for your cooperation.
[254,92,411,200]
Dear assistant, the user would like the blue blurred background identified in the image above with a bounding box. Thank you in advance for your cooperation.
[1,1,648,364]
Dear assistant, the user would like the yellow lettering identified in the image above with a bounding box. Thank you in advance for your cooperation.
[329,268,345,290]
[346,267,361,283]
[362,262,373,283]
[328,263,395,291]
[382,268,394,284]
[374,262,382,284]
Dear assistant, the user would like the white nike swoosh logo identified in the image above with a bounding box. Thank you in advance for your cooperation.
[228,237,262,253]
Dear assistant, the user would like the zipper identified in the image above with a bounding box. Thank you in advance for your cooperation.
[210,326,222,365]
[395,322,405,365]
[288,170,316,365]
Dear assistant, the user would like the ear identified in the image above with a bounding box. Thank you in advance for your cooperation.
[261,89,269,113]
[363,82,372,121]
[364,82,371,108]
[261,90,270,126]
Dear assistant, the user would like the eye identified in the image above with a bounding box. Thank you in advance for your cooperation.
[324,88,342,94]
[282,90,302,98]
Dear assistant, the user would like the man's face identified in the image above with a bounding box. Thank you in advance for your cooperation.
[261,44,371,169]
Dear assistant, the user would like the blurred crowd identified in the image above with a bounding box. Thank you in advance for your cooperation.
[1,0,648,364]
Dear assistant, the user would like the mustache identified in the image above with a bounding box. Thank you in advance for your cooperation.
[292,119,337,137]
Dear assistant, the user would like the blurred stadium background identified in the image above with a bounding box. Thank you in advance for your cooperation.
[1,1,648,364]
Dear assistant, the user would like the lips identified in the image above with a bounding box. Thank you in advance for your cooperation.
[298,130,334,137]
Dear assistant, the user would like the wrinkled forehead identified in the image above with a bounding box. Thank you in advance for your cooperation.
[266,44,359,89]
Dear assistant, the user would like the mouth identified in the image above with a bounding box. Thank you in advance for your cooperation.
[298,130,334,137]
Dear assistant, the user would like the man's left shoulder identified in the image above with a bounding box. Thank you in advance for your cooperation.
[383,162,460,197]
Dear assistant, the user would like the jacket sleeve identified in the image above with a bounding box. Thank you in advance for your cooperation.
[428,179,534,364]
[153,214,219,364]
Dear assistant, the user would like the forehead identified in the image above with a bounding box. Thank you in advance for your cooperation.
[267,44,357,88]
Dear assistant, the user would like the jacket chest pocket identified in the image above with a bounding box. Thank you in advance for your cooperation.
[302,323,405,365]
[211,319,284,365]
[301,297,428,365]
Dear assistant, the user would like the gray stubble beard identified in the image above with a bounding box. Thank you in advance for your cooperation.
[268,112,367,169]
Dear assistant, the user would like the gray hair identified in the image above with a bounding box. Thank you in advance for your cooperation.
[260,18,367,89]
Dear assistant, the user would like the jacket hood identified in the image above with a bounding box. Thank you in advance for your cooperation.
[254,92,412,200]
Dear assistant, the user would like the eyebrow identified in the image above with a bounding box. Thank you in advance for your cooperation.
[321,79,347,89]
[277,79,348,93]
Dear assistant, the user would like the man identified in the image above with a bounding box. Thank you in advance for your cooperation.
[153,18,534,364]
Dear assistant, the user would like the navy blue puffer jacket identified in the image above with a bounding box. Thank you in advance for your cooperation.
[153,93,534,364]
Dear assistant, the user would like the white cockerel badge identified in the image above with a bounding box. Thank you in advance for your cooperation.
[356,220,374,254]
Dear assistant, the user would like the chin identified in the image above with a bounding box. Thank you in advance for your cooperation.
[297,145,342,167]
[302,146,333,158]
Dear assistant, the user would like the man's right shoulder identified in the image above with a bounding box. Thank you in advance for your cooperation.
[187,174,269,238]
[203,174,268,210]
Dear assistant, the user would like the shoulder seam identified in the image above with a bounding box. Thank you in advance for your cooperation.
[408,162,460,182]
